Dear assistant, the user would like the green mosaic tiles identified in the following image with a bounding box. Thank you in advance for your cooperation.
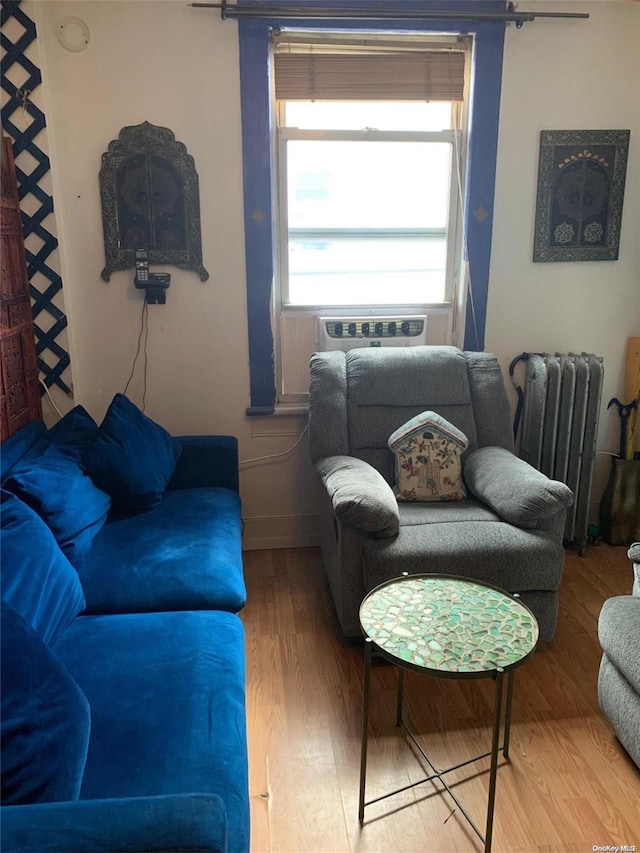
[359,576,539,674]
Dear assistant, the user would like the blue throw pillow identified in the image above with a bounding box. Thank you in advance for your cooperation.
[3,446,111,567]
[83,394,182,514]
[1,491,85,646]
[47,405,99,462]
[0,603,90,805]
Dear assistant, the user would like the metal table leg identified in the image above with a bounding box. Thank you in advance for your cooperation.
[503,671,515,760]
[358,638,373,825]
[396,667,405,727]
[484,668,505,853]
[359,657,518,849]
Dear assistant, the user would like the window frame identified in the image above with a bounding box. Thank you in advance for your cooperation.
[238,4,506,415]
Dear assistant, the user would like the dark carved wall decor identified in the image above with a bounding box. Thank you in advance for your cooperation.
[100,122,208,281]
[533,129,630,263]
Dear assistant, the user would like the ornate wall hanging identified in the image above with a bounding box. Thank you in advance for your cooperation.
[533,129,630,263]
[100,121,209,281]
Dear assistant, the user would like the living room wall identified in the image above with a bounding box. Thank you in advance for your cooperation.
[30,0,639,547]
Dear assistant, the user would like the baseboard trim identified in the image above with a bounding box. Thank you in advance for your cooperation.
[242,513,319,551]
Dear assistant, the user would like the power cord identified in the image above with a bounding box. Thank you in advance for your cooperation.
[239,424,309,467]
[123,298,149,411]
[39,377,64,419]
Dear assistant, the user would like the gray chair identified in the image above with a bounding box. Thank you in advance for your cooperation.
[308,346,574,641]
[597,542,640,768]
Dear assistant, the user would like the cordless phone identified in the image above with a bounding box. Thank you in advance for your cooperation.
[134,248,150,285]
[134,248,171,304]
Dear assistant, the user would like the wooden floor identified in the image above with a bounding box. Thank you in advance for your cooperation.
[241,544,640,853]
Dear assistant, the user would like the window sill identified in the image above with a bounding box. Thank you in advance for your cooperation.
[245,403,309,418]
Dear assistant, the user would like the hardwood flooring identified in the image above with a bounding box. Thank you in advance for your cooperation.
[240,544,640,853]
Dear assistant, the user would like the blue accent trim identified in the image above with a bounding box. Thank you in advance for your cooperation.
[239,21,277,411]
[462,23,505,351]
[238,1,505,408]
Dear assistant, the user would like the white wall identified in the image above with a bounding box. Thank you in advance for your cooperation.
[488,0,640,518]
[33,0,321,549]
[32,0,639,545]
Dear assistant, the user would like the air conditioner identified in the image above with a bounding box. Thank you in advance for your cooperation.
[318,316,427,352]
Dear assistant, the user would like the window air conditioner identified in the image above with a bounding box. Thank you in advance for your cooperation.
[318,316,427,352]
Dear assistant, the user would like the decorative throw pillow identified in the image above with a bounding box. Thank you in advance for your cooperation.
[3,446,111,567]
[388,411,469,502]
[83,394,182,515]
[47,405,99,462]
[1,490,85,646]
[0,603,90,805]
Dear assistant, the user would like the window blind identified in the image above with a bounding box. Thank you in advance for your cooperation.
[273,44,465,102]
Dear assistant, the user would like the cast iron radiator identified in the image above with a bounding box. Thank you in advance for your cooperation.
[510,352,604,555]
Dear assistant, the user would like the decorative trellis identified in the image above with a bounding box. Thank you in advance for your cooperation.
[1,0,72,395]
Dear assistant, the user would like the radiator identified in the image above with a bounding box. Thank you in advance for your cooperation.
[511,352,604,555]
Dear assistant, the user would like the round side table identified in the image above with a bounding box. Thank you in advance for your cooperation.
[358,573,539,853]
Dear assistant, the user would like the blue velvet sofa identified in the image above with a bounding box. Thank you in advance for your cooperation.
[1,400,249,853]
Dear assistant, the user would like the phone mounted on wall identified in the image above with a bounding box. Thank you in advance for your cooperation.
[134,248,171,304]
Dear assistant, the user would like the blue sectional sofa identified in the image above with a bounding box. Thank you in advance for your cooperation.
[1,400,249,853]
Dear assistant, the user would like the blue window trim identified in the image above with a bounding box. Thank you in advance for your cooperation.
[238,1,505,415]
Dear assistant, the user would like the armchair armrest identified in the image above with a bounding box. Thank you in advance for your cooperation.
[463,446,573,529]
[168,436,239,494]
[315,455,399,537]
[0,793,227,853]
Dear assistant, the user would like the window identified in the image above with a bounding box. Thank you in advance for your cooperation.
[274,37,468,312]
[278,101,460,308]
[237,12,506,414]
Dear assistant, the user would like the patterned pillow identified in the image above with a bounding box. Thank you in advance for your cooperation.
[388,411,468,502]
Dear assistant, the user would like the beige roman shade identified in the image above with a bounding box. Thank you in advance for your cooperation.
[273,41,465,102]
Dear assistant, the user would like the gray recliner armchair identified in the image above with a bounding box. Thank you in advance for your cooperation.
[309,346,574,642]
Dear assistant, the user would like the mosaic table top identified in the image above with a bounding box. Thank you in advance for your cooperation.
[359,575,539,675]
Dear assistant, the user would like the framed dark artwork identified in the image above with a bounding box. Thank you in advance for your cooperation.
[532,129,630,263]
[99,121,209,281]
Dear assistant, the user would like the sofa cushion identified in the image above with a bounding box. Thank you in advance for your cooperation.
[388,411,468,502]
[84,394,181,514]
[464,446,573,528]
[0,490,85,646]
[0,603,90,805]
[47,405,99,462]
[2,447,111,568]
[0,794,229,853]
[53,609,249,853]
[363,519,565,594]
[77,487,245,614]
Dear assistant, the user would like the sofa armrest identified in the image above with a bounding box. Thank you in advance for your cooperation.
[315,455,399,537]
[0,793,227,853]
[464,446,573,529]
[168,437,239,494]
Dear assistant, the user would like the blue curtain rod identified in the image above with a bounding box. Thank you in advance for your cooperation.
[189,2,589,25]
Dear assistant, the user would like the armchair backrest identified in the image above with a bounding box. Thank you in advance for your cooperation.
[309,346,513,484]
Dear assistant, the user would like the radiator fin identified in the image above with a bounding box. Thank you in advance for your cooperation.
[517,352,604,554]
